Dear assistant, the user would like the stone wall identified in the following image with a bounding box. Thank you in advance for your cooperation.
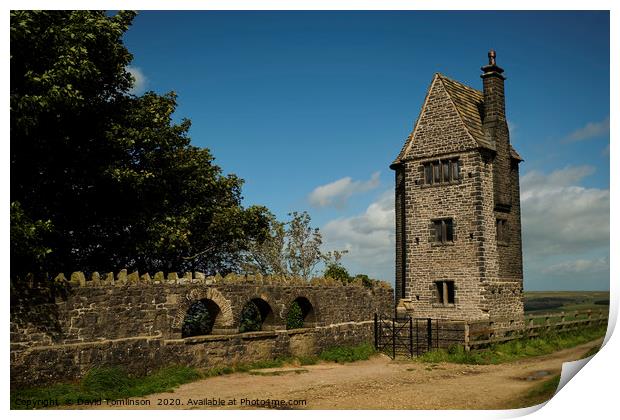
[400,150,488,321]
[10,274,393,388]
[11,321,376,389]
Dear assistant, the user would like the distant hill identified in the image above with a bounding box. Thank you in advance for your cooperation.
[524,291,609,314]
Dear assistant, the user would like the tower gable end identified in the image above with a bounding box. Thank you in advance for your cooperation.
[399,74,479,162]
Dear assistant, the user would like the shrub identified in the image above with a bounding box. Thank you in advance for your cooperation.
[81,367,131,396]
[182,300,214,337]
[324,263,350,283]
[286,300,304,329]
[239,301,263,333]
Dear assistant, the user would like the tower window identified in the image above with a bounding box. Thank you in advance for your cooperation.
[496,219,508,243]
[422,158,460,185]
[424,164,433,184]
[433,218,454,243]
[435,281,455,305]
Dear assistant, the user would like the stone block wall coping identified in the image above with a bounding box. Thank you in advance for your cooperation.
[15,271,392,290]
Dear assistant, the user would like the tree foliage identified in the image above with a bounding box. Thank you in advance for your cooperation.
[10,11,270,277]
[181,300,215,338]
[242,211,345,280]
[238,301,263,333]
[324,263,351,283]
[286,301,304,329]
[285,211,323,279]
[322,249,351,283]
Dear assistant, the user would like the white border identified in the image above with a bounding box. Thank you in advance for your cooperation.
[3,2,616,420]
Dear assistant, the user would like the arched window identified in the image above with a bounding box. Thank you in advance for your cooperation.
[286,297,316,329]
[182,299,221,337]
[239,298,275,332]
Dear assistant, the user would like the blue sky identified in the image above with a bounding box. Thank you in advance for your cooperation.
[123,11,609,291]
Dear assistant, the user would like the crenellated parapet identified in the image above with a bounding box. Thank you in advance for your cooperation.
[40,270,393,289]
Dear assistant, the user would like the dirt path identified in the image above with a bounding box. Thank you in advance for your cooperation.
[88,339,602,410]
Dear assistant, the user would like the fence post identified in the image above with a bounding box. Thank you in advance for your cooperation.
[409,317,414,358]
[392,317,396,359]
[415,319,419,356]
[464,322,470,351]
[427,318,432,351]
[374,313,378,350]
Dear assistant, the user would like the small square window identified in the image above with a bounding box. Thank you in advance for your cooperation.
[435,281,455,305]
[433,218,454,243]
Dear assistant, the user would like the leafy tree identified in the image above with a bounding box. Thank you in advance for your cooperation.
[286,301,304,329]
[10,11,270,278]
[322,249,350,282]
[242,211,345,280]
[241,212,288,276]
[324,263,351,283]
[285,211,323,280]
[10,202,53,274]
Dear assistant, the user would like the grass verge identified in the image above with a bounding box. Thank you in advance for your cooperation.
[416,325,606,365]
[508,343,603,409]
[318,343,376,363]
[510,374,562,408]
[11,365,201,410]
[12,342,376,409]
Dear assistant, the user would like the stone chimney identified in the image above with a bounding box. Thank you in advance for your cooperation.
[481,49,506,133]
[481,50,512,210]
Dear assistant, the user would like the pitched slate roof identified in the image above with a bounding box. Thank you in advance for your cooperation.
[392,73,522,167]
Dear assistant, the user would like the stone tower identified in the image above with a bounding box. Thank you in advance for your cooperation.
[391,51,524,321]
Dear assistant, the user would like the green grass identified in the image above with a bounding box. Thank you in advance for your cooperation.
[11,365,201,410]
[12,343,376,409]
[417,325,606,365]
[508,343,603,409]
[581,345,601,359]
[509,374,561,408]
[318,343,376,363]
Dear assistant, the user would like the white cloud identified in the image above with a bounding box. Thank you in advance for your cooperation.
[308,172,380,208]
[521,165,609,290]
[521,165,609,256]
[507,120,517,131]
[507,120,517,137]
[319,165,609,288]
[520,165,596,199]
[127,66,148,95]
[563,117,610,143]
[321,190,394,280]
[541,257,609,275]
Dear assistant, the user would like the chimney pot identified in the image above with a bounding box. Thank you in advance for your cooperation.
[488,49,496,65]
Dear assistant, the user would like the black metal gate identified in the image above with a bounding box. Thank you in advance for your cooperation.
[374,314,438,358]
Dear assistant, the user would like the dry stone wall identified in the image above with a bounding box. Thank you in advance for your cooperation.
[10,273,393,388]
